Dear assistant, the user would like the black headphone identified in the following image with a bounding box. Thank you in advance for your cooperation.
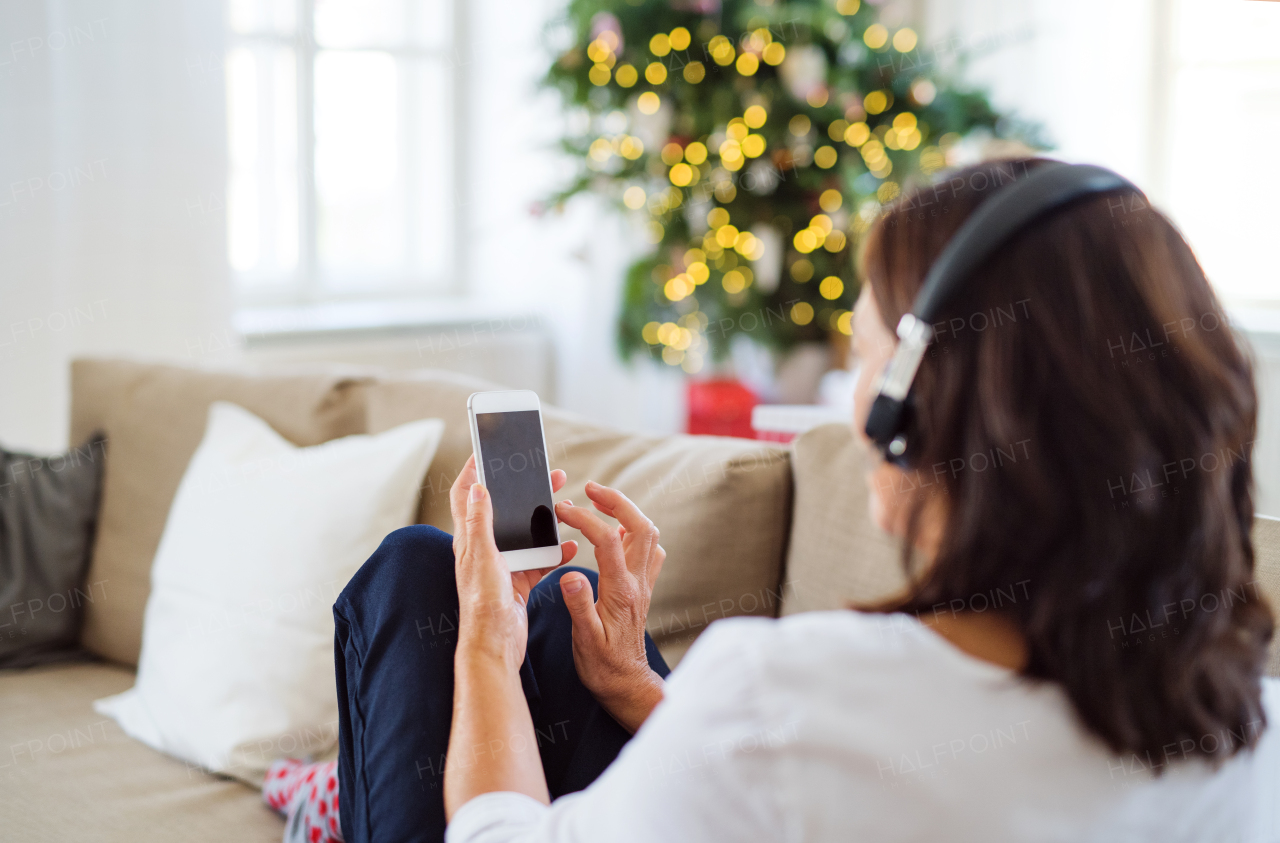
[863,161,1142,466]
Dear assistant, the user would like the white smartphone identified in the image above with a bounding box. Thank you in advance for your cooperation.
[466,390,562,572]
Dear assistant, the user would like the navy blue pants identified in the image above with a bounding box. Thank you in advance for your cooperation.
[333,526,670,843]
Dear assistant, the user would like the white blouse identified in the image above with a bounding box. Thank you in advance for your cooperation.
[446,611,1280,843]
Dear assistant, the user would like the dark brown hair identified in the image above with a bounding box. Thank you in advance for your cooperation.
[862,157,1272,764]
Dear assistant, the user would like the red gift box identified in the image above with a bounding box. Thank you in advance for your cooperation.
[686,378,757,439]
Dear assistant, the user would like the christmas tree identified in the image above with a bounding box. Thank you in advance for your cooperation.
[543,0,1033,374]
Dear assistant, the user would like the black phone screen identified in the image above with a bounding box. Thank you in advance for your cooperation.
[476,410,558,552]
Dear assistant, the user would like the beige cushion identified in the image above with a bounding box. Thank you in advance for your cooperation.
[70,359,370,666]
[783,425,1280,679]
[1254,515,1280,677]
[366,373,794,665]
[0,662,280,841]
[780,423,907,615]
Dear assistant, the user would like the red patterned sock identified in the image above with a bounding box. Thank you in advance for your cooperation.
[264,758,343,843]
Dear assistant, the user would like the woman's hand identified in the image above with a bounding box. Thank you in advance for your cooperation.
[444,456,576,815]
[448,455,578,663]
[554,482,666,733]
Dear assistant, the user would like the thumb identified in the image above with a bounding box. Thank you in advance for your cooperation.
[560,573,604,638]
[466,483,494,546]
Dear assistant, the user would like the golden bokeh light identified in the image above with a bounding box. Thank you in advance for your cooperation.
[715,224,740,247]
[836,310,853,335]
[790,258,814,282]
[819,189,843,212]
[587,41,611,63]
[820,276,844,300]
[791,302,815,325]
[877,181,901,202]
[806,88,829,108]
[688,261,710,284]
[893,112,918,131]
[824,230,847,252]
[827,119,849,142]
[844,121,870,146]
[744,105,768,128]
[920,146,944,174]
[588,138,612,162]
[649,33,670,57]
[736,52,759,76]
[645,62,668,85]
[642,322,661,344]
[742,134,766,158]
[892,28,918,53]
[810,214,833,234]
[684,247,705,266]
[719,139,744,167]
[669,27,691,51]
[793,229,817,253]
[789,114,811,136]
[864,90,888,114]
[707,207,730,228]
[762,42,786,65]
[684,141,708,165]
[709,36,735,66]
[615,64,638,87]
[657,321,678,344]
[662,346,683,366]
[722,270,747,294]
[726,119,749,141]
[637,92,661,114]
[623,186,647,209]
[589,64,611,85]
[664,274,693,301]
[618,135,644,159]
[661,142,684,165]
[683,61,706,83]
[863,24,888,49]
[669,163,694,186]
[814,145,838,168]
[836,0,860,14]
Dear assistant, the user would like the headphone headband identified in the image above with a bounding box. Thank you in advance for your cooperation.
[864,161,1142,464]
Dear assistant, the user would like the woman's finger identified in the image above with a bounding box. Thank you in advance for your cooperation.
[559,572,605,641]
[554,500,626,577]
[449,455,479,527]
[560,539,579,566]
[648,544,665,586]
[585,482,656,543]
[550,469,567,493]
[585,482,658,576]
[462,484,507,597]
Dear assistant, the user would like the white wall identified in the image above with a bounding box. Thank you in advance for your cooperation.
[0,0,232,453]
[921,0,1279,516]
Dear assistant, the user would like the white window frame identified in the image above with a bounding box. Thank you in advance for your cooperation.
[228,0,467,308]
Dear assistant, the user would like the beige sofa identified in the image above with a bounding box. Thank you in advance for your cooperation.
[3,359,1278,842]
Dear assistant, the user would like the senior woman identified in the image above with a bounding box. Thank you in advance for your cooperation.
[325,159,1278,843]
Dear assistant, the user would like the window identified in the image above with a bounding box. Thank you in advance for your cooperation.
[1161,0,1280,308]
[227,0,459,305]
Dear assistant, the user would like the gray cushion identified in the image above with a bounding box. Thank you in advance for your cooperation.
[0,434,106,667]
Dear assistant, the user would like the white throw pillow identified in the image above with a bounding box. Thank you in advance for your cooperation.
[95,401,443,780]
